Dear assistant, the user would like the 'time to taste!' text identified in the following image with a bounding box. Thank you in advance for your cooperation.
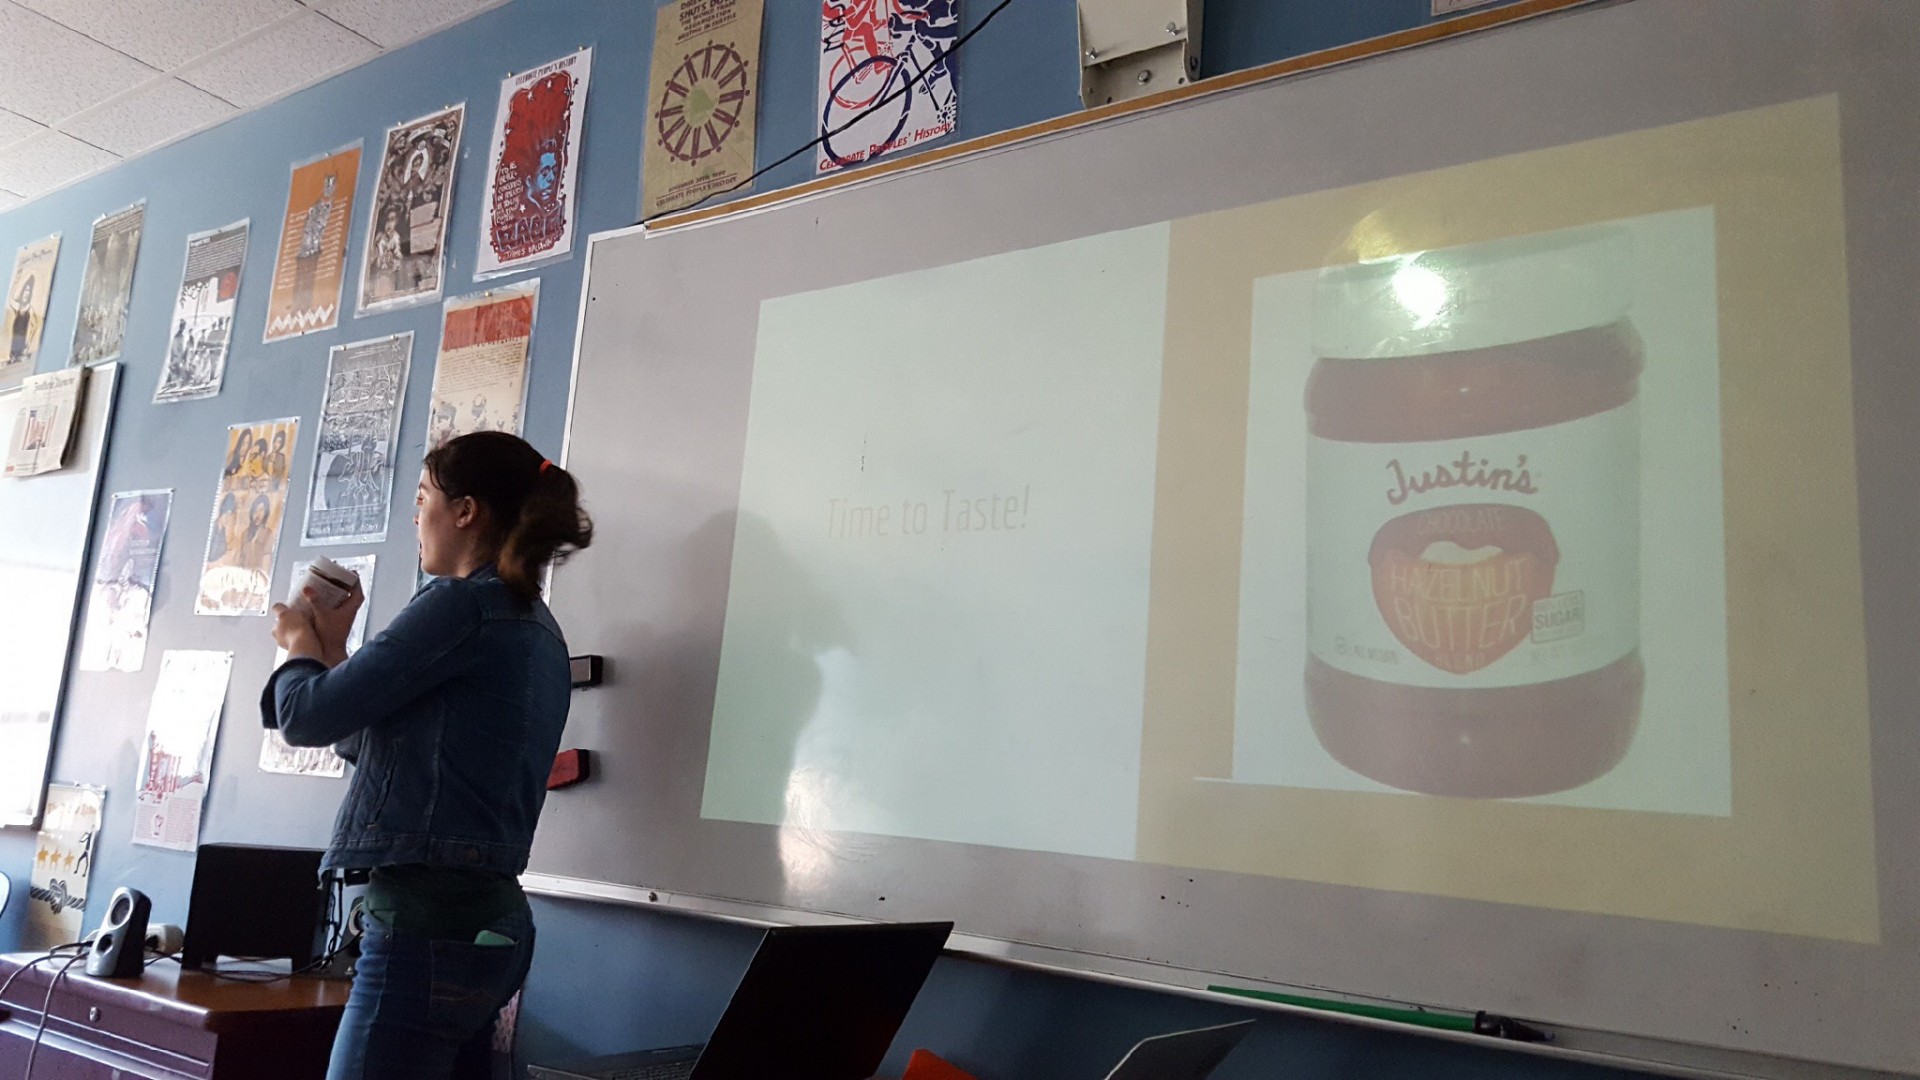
[826,485,1031,539]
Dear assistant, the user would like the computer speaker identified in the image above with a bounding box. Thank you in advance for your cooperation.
[86,886,152,978]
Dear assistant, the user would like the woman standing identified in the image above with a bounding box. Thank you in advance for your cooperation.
[265,431,592,1079]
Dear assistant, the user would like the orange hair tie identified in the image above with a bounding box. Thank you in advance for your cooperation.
[539,459,553,473]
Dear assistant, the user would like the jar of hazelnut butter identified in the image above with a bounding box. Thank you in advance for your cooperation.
[1303,225,1643,797]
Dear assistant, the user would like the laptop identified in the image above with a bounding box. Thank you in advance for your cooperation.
[1104,1021,1254,1080]
[528,920,954,1080]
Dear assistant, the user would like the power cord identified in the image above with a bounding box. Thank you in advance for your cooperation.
[645,0,1020,225]
[1,942,182,1078]
[0,942,86,1017]
[21,953,86,1079]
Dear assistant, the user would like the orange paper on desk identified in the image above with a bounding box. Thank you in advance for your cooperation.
[900,1049,978,1080]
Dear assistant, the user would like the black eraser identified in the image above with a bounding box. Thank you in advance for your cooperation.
[569,655,603,689]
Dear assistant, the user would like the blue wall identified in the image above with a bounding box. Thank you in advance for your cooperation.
[0,1,1656,1076]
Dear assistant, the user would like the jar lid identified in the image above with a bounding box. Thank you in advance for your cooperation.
[1312,221,1632,359]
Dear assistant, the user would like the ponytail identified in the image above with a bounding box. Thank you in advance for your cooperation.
[499,460,592,601]
[423,432,593,603]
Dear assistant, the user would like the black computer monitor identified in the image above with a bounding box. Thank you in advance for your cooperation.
[182,843,329,970]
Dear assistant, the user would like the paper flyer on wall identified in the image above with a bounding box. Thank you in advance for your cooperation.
[304,333,411,545]
[156,220,249,404]
[263,553,375,778]
[643,0,764,217]
[2,234,61,390]
[26,783,102,948]
[359,106,465,315]
[71,201,145,365]
[196,417,299,616]
[265,142,362,342]
[816,0,959,173]
[476,48,591,280]
[427,281,538,447]
[78,489,173,673]
[133,650,230,852]
[3,367,86,477]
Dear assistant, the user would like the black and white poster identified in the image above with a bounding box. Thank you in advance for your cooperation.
[70,201,144,365]
[303,332,410,546]
[359,105,464,315]
[155,220,248,404]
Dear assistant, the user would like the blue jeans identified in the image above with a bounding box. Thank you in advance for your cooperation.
[326,906,535,1080]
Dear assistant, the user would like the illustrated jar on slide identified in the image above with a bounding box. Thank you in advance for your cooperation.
[1303,224,1643,798]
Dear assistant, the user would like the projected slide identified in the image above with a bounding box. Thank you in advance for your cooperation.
[1233,209,1729,815]
[702,224,1169,859]
[702,96,1877,942]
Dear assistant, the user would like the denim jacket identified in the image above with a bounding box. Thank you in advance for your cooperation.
[261,565,572,877]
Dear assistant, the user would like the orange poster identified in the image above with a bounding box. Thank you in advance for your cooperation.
[264,142,361,342]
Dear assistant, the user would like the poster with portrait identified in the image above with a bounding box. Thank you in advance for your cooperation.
[264,142,361,342]
[263,553,375,778]
[26,783,102,948]
[476,48,591,280]
[816,0,960,173]
[643,0,764,217]
[78,489,173,673]
[426,281,537,448]
[195,417,298,616]
[2,234,60,390]
[303,333,410,545]
[71,202,144,365]
[3,366,86,477]
[155,220,248,404]
[132,650,230,852]
[359,106,464,315]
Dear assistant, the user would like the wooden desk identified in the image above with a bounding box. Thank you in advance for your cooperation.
[0,952,349,1079]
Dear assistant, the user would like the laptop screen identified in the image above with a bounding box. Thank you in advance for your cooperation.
[1105,1021,1253,1080]
[692,920,953,1080]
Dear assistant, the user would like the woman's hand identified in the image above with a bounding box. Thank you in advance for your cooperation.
[271,601,324,663]
[308,582,364,662]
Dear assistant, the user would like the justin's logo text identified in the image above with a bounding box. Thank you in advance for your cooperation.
[1386,452,1537,506]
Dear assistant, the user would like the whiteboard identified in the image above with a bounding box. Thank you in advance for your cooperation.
[0,362,121,825]
[535,3,1920,1077]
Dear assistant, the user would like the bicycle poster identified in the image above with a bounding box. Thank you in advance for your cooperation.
[817,0,961,173]
[302,332,412,546]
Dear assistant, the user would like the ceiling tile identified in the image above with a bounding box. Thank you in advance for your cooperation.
[316,0,497,49]
[14,0,306,72]
[62,77,236,156]
[178,10,378,108]
[0,128,119,196]
[0,191,23,212]
[0,108,47,148]
[0,1,159,123]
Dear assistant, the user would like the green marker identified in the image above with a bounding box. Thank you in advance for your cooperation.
[1206,986,1551,1042]
[1206,985,1476,1033]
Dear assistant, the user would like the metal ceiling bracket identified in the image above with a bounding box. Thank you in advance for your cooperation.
[1077,0,1203,107]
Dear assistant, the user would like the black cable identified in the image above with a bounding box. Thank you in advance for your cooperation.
[644,0,1020,225]
[22,953,85,1079]
[0,944,86,1013]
